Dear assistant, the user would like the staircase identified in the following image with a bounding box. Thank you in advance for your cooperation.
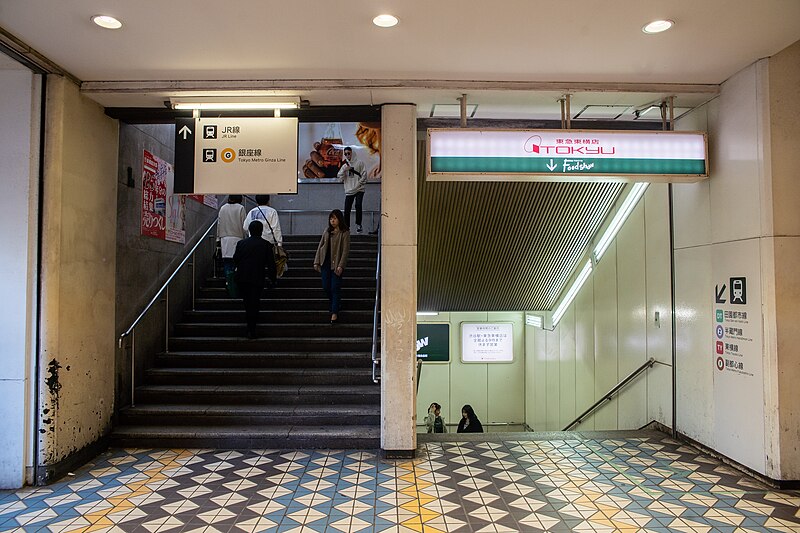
[113,234,381,449]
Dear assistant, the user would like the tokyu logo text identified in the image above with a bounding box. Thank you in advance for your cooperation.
[523,135,615,156]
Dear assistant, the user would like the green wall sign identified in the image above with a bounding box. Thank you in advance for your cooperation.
[417,323,450,362]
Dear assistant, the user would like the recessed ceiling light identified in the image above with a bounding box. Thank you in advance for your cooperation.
[373,14,399,28]
[91,15,123,30]
[642,19,674,34]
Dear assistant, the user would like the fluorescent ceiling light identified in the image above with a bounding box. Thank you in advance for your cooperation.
[552,261,593,327]
[593,183,649,262]
[373,14,399,27]
[170,97,300,110]
[642,19,674,34]
[91,15,123,29]
[525,314,543,328]
[416,311,439,316]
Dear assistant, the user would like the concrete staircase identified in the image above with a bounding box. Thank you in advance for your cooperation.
[113,235,381,448]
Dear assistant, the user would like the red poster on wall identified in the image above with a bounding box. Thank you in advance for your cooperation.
[141,150,185,243]
[141,150,167,239]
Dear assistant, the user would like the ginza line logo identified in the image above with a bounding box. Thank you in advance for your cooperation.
[523,135,616,155]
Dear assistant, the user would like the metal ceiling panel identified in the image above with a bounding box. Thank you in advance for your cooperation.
[417,141,623,311]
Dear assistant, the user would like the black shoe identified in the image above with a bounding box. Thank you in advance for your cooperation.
[247,331,257,339]
[357,225,363,233]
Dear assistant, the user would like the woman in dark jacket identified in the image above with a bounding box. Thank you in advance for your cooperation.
[456,404,484,433]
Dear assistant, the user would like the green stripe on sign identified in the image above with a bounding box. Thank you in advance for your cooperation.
[430,157,706,175]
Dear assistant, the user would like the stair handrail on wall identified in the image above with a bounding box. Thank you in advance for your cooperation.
[562,357,656,431]
[371,228,381,383]
[118,218,219,407]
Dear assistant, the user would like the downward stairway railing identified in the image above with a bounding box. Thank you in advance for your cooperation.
[563,357,656,431]
[118,219,218,407]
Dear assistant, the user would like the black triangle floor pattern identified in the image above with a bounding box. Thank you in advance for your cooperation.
[113,234,381,449]
[1,432,799,531]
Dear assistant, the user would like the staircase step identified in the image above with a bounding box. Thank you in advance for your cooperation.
[194,298,375,311]
[119,404,380,426]
[182,310,375,324]
[146,367,374,386]
[173,323,373,338]
[168,336,372,352]
[111,424,381,449]
[199,286,377,299]
[204,277,376,289]
[156,351,375,368]
[135,384,380,405]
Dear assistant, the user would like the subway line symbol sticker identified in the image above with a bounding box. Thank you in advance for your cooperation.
[221,148,236,163]
[716,356,725,371]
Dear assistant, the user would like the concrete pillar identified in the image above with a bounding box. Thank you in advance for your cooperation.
[380,104,417,455]
[764,39,800,481]
[39,76,118,479]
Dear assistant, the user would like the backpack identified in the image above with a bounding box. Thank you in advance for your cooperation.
[433,415,444,433]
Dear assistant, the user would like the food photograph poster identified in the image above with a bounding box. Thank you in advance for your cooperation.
[298,122,381,183]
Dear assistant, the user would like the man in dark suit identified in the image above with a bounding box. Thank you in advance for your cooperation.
[234,221,277,338]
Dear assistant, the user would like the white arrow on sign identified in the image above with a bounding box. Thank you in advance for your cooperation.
[546,159,557,171]
[178,125,192,140]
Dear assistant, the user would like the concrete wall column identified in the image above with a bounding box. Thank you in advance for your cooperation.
[39,76,118,476]
[765,39,800,480]
[380,104,417,454]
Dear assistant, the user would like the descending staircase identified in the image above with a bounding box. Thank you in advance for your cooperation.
[113,235,381,449]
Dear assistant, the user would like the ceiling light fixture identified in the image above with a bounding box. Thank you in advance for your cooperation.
[642,19,674,34]
[552,261,593,327]
[593,182,649,262]
[170,97,300,110]
[373,14,399,28]
[91,15,123,29]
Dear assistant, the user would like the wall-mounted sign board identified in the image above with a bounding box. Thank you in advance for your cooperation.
[427,129,708,183]
[461,322,514,363]
[175,117,298,194]
[416,323,450,362]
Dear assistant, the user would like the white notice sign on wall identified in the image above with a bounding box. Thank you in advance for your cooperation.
[193,117,298,194]
[461,323,514,362]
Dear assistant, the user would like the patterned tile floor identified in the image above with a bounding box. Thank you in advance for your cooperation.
[1,431,799,532]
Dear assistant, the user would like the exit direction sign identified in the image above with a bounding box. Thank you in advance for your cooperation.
[427,129,708,182]
[174,117,298,194]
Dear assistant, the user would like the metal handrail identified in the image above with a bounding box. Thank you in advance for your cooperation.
[241,195,379,235]
[563,357,656,431]
[118,218,218,406]
[371,228,381,383]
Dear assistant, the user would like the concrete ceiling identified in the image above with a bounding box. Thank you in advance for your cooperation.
[1,0,799,117]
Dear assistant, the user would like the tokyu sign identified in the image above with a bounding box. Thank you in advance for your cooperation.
[427,129,708,182]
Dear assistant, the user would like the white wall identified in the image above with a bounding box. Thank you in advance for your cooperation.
[0,65,40,488]
[417,312,526,431]
[526,184,673,431]
[674,42,800,480]
[673,61,770,474]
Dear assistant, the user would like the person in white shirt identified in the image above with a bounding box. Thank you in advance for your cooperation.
[243,194,283,247]
[338,147,368,233]
[217,195,246,283]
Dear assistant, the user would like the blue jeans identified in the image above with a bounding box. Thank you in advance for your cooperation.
[320,268,342,313]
